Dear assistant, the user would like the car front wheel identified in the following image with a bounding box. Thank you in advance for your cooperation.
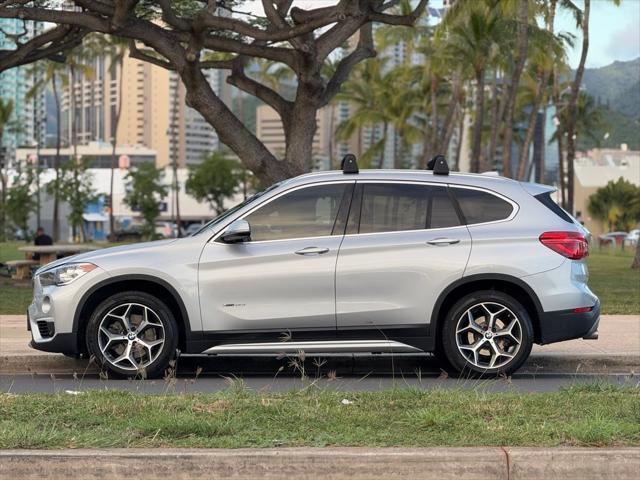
[86,291,178,378]
[441,290,533,377]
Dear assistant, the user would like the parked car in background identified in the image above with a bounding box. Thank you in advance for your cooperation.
[27,159,600,379]
[185,223,205,237]
[598,231,628,248]
[625,229,639,247]
[154,221,177,239]
[112,225,144,243]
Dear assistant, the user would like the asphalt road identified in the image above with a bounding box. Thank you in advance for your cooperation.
[1,354,637,393]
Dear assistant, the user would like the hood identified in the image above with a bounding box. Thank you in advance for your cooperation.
[35,239,179,275]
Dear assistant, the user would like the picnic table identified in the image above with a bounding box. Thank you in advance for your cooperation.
[18,244,99,266]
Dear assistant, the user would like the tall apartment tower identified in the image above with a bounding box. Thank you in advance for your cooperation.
[61,52,228,168]
[0,19,46,161]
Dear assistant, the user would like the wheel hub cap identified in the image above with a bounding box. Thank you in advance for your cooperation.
[97,303,166,371]
[455,301,523,370]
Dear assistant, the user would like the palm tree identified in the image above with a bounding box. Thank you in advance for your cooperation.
[587,178,639,232]
[103,36,129,241]
[565,0,621,213]
[515,0,566,180]
[441,0,503,172]
[0,98,15,241]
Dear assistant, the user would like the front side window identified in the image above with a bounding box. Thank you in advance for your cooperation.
[453,187,514,225]
[244,184,348,241]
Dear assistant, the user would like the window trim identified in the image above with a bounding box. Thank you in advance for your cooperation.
[211,180,356,245]
[448,184,519,227]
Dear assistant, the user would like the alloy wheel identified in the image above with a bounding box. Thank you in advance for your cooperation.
[455,302,523,370]
[97,303,165,371]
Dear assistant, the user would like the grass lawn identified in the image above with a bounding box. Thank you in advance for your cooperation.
[0,242,638,315]
[587,248,640,315]
[0,384,638,448]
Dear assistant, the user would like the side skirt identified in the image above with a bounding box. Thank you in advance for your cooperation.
[184,326,435,355]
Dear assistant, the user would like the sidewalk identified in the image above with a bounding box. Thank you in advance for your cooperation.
[1,314,638,374]
[1,447,639,480]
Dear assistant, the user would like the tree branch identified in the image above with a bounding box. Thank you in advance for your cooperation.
[227,59,292,117]
[321,23,375,106]
[368,0,429,25]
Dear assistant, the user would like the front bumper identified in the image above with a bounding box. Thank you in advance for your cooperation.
[27,267,107,355]
[537,300,600,345]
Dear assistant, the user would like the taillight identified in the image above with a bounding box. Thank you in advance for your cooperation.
[539,231,589,260]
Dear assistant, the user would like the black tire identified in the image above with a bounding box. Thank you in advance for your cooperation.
[86,291,179,378]
[440,290,533,377]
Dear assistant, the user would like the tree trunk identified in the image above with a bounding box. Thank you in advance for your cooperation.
[284,99,318,175]
[109,55,125,242]
[170,74,183,237]
[0,126,5,242]
[485,68,500,171]
[454,102,466,171]
[181,65,289,183]
[52,74,61,242]
[632,241,640,269]
[557,130,566,207]
[70,66,79,242]
[470,69,485,173]
[565,0,590,215]
[517,70,548,180]
[501,0,529,178]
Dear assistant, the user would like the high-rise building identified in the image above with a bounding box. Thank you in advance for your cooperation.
[0,19,46,161]
[60,53,228,168]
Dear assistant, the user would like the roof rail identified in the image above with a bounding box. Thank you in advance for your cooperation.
[341,154,359,174]
[426,155,449,175]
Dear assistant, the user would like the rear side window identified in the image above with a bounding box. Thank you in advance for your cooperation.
[430,187,461,229]
[453,188,514,225]
[349,183,462,234]
[535,192,574,224]
[359,184,429,234]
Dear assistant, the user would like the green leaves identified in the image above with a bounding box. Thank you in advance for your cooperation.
[124,163,168,239]
[587,178,640,232]
[185,153,242,215]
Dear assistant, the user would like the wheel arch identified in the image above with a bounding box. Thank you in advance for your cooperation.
[430,274,544,345]
[73,275,192,354]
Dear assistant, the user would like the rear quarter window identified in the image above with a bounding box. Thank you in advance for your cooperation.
[453,187,514,225]
[534,192,574,224]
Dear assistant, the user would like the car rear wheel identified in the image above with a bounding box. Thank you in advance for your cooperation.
[441,290,533,377]
[86,291,178,378]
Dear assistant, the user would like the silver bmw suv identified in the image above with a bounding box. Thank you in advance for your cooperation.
[27,159,599,377]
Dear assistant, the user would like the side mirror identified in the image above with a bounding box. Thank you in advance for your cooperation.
[221,219,251,244]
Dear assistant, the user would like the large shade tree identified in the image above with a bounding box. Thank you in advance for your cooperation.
[0,0,427,184]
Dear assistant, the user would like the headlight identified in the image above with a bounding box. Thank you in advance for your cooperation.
[39,263,97,286]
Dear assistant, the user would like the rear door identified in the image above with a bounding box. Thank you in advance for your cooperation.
[335,181,471,330]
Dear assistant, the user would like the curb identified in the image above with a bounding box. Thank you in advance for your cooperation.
[0,352,638,376]
[1,447,639,480]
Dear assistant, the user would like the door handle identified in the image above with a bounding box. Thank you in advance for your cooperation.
[295,246,329,255]
[427,238,460,246]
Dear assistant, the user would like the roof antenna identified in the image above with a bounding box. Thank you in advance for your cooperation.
[341,154,359,174]
[427,154,449,175]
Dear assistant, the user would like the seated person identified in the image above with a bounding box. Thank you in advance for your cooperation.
[33,227,53,260]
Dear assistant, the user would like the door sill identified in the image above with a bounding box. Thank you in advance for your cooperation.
[201,340,422,355]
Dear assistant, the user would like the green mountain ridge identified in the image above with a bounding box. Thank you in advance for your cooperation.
[579,58,640,119]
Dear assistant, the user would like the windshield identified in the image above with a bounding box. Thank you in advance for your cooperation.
[191,181,284,236]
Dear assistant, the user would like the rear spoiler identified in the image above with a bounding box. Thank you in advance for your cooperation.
[519,181,556,196]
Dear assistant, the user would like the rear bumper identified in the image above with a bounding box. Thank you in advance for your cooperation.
[537,300,600,345]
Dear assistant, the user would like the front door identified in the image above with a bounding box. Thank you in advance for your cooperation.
[199,182,353,333]
[336,182,471,330]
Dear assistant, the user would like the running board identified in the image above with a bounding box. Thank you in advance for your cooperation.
[201,340,422,355]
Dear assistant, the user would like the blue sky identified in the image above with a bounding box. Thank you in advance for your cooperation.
[248,0,640,69]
